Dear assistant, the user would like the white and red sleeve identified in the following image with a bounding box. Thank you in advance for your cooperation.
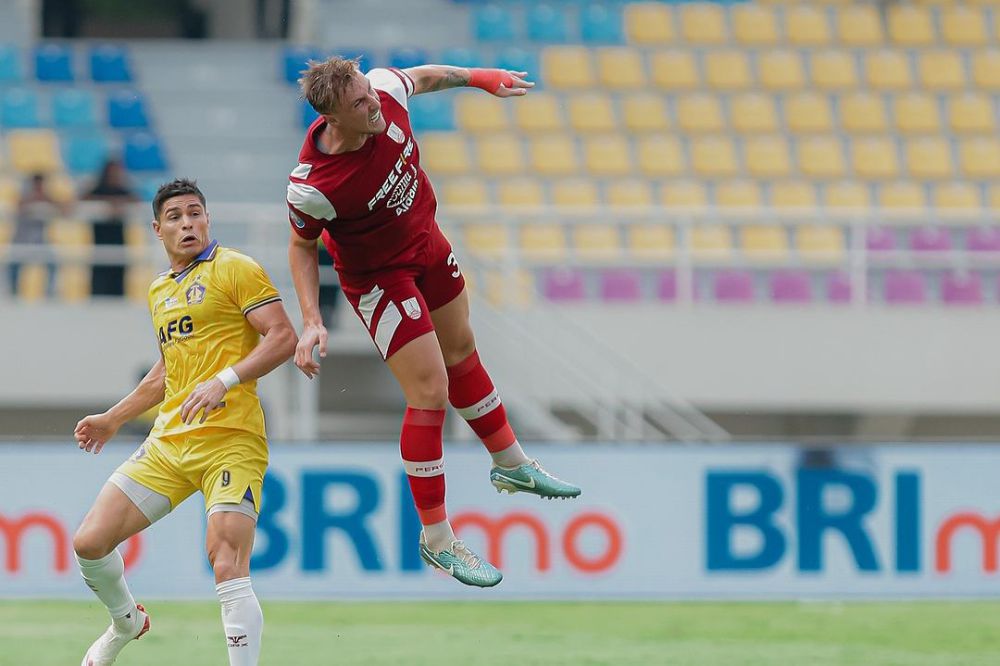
[287,162,335,240]
[366,67,415,111]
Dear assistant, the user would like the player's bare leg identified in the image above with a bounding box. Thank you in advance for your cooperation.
[73,482,153,666]
[387,332,502,586]
[207,509,263,666]
[431,288,581,499]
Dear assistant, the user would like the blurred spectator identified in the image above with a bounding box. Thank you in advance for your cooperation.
[9,174,60,298]
[84,159,137,297]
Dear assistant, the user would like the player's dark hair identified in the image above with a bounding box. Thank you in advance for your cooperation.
[152,178,206,219]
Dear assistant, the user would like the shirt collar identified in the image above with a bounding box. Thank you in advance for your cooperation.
[171,239,219,282]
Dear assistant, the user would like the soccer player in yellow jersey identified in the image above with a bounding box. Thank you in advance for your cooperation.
[71,179,296,666]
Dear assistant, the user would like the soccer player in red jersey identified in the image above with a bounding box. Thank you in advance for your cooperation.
[286,58,581,587]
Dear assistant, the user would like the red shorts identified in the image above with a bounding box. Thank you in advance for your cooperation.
[331,226,466,360]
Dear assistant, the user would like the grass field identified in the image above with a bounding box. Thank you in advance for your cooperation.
[4,600,1000,665]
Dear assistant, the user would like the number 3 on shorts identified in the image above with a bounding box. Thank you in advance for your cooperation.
[447,252,460,278]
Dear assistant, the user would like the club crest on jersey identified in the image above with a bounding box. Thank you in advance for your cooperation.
[387,122,405,144]
[186,282,206,306]
[402,297,422,320]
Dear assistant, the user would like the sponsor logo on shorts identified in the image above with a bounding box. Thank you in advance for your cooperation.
[289,211,306,229]
[402,297,422,320]
[387,122,405,144]
[132,443,148,461]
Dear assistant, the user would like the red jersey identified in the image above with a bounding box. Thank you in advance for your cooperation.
[286,67,439,276]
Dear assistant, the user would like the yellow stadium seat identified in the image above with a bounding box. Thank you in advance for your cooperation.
[729,93,779,134]
[520,224,567,260]
[624,3,674,44]
[125,266,154,303]
[839,92,888,134]
[8,130,61,174]
[771,181,818,208]
[56,264,90,303]
[676,94,724,133]
[455,94,509,132]
[420,133,470,176]
[940,6,988,46]
[572,223,621,259]
[704,51,752,91]
[597,47,647,90]
[959,138,1000,178]
[607,180,653,207]
[785,93,834,134]
[785,5,832,47]
[512,94,563,132]
[732,3,779,45]
[498,178,545,207]
[878,182,926,209]
[124,222,148,252]
[906,137,954,181]
[948,93,996,134]
[552,179,600,208]
[660,180,708,207]
[758,50,806,90]
[680,3,727,44]
[690,137,738,177]
[17,264,49,302]
[464,224,511,259]
[933,182,982,210]
[529,136,578,176]
[483,269,535,308]
[825,181,871,209]
[989,185,1000,211]
[865,50,912,90]
[741,225,788,258]
[48,218,91,248]
[628,225,675,259]
[810,50,858,90]
[637,135,685,176]
[45,173,77,205]
[852,137,899,180]
[475,135,525,176]
[971,50,1000,91]
[918,51,965,91]
[583,135,632,176]
[568,93,617,132]
[894,92,941,134]
[717,181,762,208]
[744,136,792,178]
[0,178,17,208]
[690,226,733,258]
[798,137,847,179]
[440,177,489,206]
[836,5,883,47]
[541,47,595,90]
[622,93,669,133]
[796,226,845,262]
[888,5,935,46]
[650,50,698,90]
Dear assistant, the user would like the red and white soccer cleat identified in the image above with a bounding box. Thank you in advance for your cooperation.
[81,604,151,666]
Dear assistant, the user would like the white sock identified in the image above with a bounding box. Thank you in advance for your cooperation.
[423,519,457,553]
[76,550,139,633]
[216,577,263,666]
[491,441,530,468]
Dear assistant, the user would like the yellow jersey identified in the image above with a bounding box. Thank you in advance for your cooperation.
[146,241,281,439]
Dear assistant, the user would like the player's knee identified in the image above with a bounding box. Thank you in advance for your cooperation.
[72,526,113,560]
[208,542,244,582]
[411,373,449,409]
[443,337,476,368]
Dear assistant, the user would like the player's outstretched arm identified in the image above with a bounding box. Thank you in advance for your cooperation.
[404,65,534,98]
[75,358,166,454]
[179,301,297,424]
[288,231,327,379]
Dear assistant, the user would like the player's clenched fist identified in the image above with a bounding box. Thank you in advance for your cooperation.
[295,322,328,379]
[74,413,121,454]
[180,378,228,424]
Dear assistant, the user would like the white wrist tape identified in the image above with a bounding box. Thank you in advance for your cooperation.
[215,367,241,390]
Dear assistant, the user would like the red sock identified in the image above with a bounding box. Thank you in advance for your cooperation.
[447,350,516,453]
[400,407,447,525]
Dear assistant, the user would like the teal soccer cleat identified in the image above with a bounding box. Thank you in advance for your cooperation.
[490,459,582,499]
[419,533,503,588]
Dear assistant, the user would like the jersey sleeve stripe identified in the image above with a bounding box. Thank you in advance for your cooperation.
[388,67,415,97]
[242,295,282,315]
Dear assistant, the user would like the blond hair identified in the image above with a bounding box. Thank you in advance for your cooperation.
[299,56,362,115]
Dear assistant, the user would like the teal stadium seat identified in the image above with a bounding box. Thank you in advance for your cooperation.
[108,90,149,128]
[389,47,428,70]
[52,89,97,128]
[300,98,319,129]
[408,93,456,131]
[283,45,322,84]
[496,48,540,85]
[64,135,110,174]
[1,88,40,127]
[89,44,132,83]
[440,47,483,69]
[528,4,569,43]
[0,44,22,83]
[125,132,166,171]
[581,4,623,44]
[34,43,73,82]
[474,4,516,42]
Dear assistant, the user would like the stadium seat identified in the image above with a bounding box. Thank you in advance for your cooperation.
[893,92,941,134]
[852,137,899,180]
[1,88,40,127]
[581,4,623,45]
[990,185,1000,211]
[677,94,724,133]
[866,51,912,90]
[878,181,926,209]
[8,130,61,173]
[420,133,469,176]
[63,134,110,174]
[512,93,562,132]
[388,47,428,70]
[456,93,509,132]
[740,225,788,258]
[621,93,669,133]
[464,224,510,259]
[771,181,818,208]
[282,45,321,84]
[568,93,617,132]
[940,6,988,47]
[108,90,150,129]
[473,4,515,42]
[909,227,952,252]
[883,270,927,305]
[628,225,674,259]
[918,51,965,91]
[785,6,832,47]
[541,267,585,301]
[607,180,653,207]
[768,270,813,304]
[90,44,132,82]
[959,138,1000,178]
[650,50,698,90]
[408,94,455,131]
[583,135,631,176]
[440,47,482,69]
[704,51,752,91]
[712,270,755,303]
[52,89,97,128]
[528,4,569,43]
[836,5,883,47]
[483,269,534,307]
[680,3,727,45]
[971,50,1000,91]
[476,135,525,176]
[967,226,1000,252]
[656,270,677,302]
[16,264,50,301]
[659,180,708,207]
[637,135,685,177]
[866,226,897,252]
[495,48,539,83]
[497,177,545,207]
[439,177,489,206]
[810,50,858,91]
[0,44,22,83]
[529,135,578,175]
[541,47,594,89]
[941,272,983,306]
[786,93,834,134]
[717,181,762,208]
[596,47,645,90]
[553,178,601,207]
[796,225,845,261]
[573,223,621,259]
[744,136,792,178]
[933,182,981,210]
[599,269,641,302]
[906,137,954,180]
[0,178,17,207]
[34,44,73,82]
[798,137,847,179]
[825,181,871,208]
[732,3,779,46]
[691,137,738,178]
[730,93,779,134]
[691,226,733,259]
[124,132,166,171]
[758,50,806,91]
[947,93,996,134]
[521,224,567,259]
[335,48,373,74]
[623,3,673,45]
[839,92,888,134]
[888,5,935,47]
[300,99,319,129]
